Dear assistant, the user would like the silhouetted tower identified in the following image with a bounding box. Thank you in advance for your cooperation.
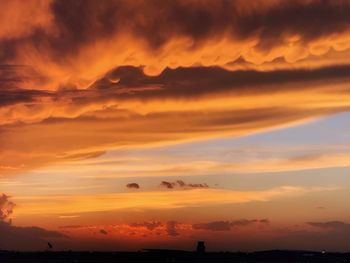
[196,241,206,253]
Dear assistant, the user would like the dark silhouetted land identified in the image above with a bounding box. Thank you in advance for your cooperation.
[1,250,350,263]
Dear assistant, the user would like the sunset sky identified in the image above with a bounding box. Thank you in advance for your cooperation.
[1,0,350,252]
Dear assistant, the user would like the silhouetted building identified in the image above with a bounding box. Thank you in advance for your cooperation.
[196,241,205,253]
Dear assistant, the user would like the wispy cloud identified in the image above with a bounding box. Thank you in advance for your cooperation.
[13,186,336,215]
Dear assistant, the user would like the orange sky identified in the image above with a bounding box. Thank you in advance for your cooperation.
[1,0,350,252]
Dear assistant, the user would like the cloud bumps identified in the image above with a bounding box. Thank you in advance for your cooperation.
[3,0,350,82]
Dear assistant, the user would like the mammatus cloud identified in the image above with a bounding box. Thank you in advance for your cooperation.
[2,0,350,90]
[126,183,140,189]
[0,193,67,250]
[1,1,350,177]
[192,219,269,231]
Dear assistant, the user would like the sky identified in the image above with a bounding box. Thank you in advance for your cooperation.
[1,0,350,252]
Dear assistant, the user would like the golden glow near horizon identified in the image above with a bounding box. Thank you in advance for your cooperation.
[1,0,350,252]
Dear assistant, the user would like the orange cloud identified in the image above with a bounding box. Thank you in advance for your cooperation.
[1,1,350,176]
[2,64,350,176]
[1,0,350,91]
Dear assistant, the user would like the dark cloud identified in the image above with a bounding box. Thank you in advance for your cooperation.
[0,221,67,250]
[160,180,209,190]
[126,183,140,189]
[3,0,350,60]
[307,221,350,230]
[266,222,350,251]
[193,221,232,231]
[129,221,162,231]
[129,221,179,237]
[0,65,51,107]
[192,219,269,231]
[2,63,350,107]
[2,64,350,124]
[160,181,175,189]
[6,62,346,111]
[99,229,108,235]
[0,88,50,107]
[0,194,67,250]
[60,151,105,161]
[187,183,209,188]
[96,64,350,98]
[166,221,179,237]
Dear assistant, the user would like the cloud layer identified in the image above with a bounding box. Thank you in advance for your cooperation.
[2,1,350,177]
[192,219,269,231]
[2,64,350,177]
[2,0,350,86]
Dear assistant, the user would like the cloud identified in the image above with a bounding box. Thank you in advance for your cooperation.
[160,181,174,189]
[160,180,209,189]
[129,221,162,231]
[0,0,53,40]
[0,193,15,221]
[193,221,231,231]
[2,0,350,88]
[126,183,140,189]
[0,221,67,250]
[307,221,350,230]
[0,193,67,250]
[59,225,86,229]
[166,221,179,237]
[1,63,350,178]
[2,64,350,125]
[187,183,209,188]
[192,219,269,231]
[99,229,108,235]
[2,2,350,180]
[1,64,350,177]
